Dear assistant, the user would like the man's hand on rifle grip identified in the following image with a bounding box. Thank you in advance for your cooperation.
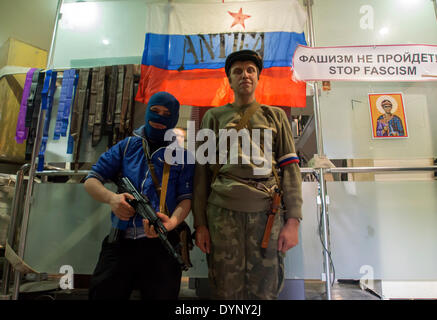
[109,193,135,221]
[143,212,178,238]
[143,218,158,238]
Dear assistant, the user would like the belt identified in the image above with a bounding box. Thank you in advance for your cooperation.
[124,227,147,240]
[221,172,276,196]
[69,68,91,169]
[120,64,134,138]
[25,70,45,161]
[38,70,58,171]
[16,68,37,144]
[105,65,118,135]
[53,69,77,140]
[92,67,106,146]
[87,68,99,134]
[66,71,80,154]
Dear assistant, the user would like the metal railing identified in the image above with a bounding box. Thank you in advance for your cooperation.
[1,164,31,300]
[300,166,437,174]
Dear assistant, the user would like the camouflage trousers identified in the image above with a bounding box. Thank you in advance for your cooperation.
[206,203,285,300]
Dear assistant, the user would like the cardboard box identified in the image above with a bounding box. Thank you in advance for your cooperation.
[0,38,47,163]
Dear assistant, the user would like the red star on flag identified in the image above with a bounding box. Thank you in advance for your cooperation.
[228,8,251,29]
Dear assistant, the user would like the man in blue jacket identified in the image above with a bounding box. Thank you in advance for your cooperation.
[84,92,194,300]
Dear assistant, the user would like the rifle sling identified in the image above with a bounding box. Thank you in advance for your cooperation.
[160,162,171,215]
[211,102,260,183]
[211,102,281,190]
[141,140,170,216]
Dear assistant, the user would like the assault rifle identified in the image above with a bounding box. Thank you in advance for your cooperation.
[115,176,188,271]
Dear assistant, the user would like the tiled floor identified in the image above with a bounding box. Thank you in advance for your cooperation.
[303,280,380,300]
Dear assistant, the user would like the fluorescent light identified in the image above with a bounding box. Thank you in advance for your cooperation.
[379,27,389,35]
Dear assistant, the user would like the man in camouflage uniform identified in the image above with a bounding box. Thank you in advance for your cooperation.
[193,50,303,299]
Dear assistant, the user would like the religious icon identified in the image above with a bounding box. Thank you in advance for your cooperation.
[368,93,408,139]
[322,81,331,91]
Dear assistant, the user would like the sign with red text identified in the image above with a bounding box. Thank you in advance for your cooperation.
[293,44,437,81]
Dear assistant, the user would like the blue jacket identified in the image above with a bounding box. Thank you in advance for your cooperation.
[85,126,194,234]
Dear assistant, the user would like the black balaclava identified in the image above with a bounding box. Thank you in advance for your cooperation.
[144,92,180,143]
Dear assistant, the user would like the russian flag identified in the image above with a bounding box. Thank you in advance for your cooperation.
[135,0,307,107]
